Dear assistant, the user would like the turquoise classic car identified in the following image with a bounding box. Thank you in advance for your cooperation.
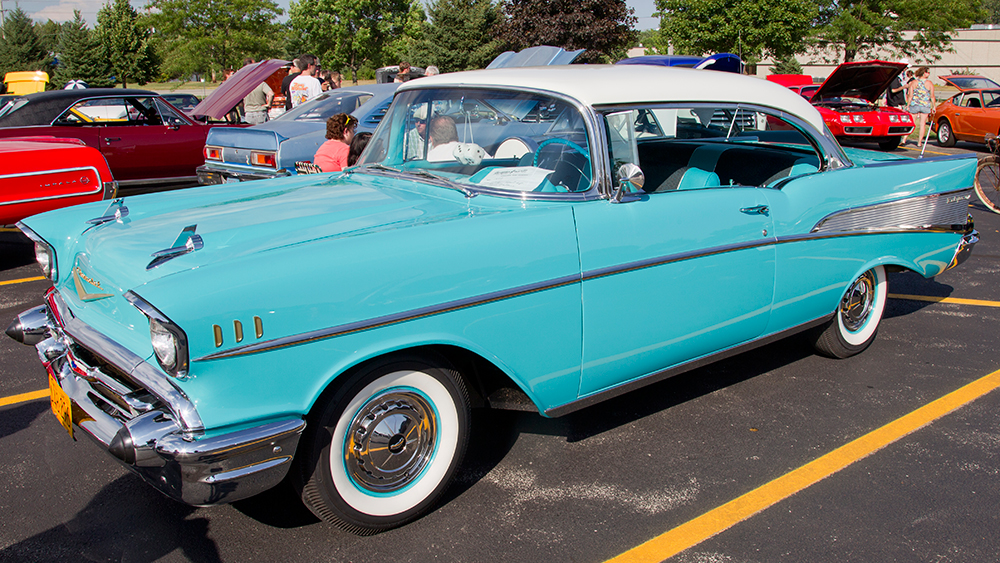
[7,65,979,534]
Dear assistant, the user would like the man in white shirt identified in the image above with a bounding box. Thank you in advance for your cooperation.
[289,54,322,108]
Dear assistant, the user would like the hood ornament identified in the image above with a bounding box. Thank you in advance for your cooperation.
[86,198,129,227]
[147,225,204,270]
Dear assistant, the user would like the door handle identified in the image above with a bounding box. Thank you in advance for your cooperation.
[104,137,121,143]
[740,205,769,215]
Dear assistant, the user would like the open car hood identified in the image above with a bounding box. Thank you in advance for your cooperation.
[812,60,906,103]
[486,46,585,69]
[940,75,1000,91]
[190,59,289,119]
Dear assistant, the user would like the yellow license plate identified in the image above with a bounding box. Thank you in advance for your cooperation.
[48,374,73,439]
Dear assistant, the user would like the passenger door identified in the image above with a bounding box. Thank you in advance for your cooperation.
[575,107,780,397]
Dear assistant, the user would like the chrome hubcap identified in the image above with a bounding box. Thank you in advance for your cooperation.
[345,390,436,493]
[840,270,876,332]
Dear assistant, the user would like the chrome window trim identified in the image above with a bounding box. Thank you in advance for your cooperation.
[0,166,104,205]
[48,290,204,433]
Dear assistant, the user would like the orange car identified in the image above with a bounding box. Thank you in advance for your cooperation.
[932,75,1000,146]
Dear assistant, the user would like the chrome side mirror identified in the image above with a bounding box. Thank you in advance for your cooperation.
[612,163,645,203]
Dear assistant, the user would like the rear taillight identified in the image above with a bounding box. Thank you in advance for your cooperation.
[204,146,222,161]
[251,151,276,168]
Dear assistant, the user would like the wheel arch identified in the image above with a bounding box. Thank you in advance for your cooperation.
[303,342,544,423]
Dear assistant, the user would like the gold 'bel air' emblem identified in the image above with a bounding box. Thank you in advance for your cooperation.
[73,267,113,302]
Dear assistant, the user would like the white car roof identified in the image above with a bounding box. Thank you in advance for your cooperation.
[399,65,826,133]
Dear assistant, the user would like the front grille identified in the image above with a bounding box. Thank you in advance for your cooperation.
[844,127,873,135]
[888,126,913,134]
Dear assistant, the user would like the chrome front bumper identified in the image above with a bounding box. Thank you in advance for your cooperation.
[946,229,979,272]
[6,290,305,506]
[196,164,289,185]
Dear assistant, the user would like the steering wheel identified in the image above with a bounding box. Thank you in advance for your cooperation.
[532,138,592,192]
[532,138,590,168]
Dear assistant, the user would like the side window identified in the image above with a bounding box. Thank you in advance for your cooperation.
[154,98,188,126]
[606,105,821,194]
[124,98,162,125]
[56,98,128,124]
[984,91,1000,108]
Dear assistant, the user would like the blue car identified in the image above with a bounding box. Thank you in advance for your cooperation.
[196,83,399,183]
[8,64,978,535]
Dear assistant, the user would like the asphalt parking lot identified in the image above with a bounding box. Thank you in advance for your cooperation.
[2,140,999,562]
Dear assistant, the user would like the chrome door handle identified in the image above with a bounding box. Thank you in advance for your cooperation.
[740,205,769,215]
[104,137,121,142]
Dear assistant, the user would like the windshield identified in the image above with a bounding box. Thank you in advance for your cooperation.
[275,90,373,122]
[357,87,592,194]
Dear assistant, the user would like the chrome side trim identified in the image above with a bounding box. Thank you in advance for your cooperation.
[812,188,973,233]
[196,218,971,362]
[544,314,834,417]
[196,273,582,361]
[0,166,104,206]
[116,175,198,187]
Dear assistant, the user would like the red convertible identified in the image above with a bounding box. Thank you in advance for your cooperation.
[0,137,116,225]
[0,60,286,193]
[809,60,914,151]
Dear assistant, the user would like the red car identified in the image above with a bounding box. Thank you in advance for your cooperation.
[0,60,287,194]
[0,137,116,225]
[809,60,914,151]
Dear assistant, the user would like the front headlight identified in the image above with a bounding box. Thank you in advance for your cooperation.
[17,223,57,282]
[126,291,189,378]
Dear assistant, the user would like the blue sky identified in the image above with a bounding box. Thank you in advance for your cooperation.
[18,0,659,30]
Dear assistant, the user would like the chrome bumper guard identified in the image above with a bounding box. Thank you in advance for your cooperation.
[196,164,288,185]
[6,290,305,506]
[946,229,978,271]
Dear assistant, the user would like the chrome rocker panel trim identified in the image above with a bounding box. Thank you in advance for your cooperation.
[13,289,305,506]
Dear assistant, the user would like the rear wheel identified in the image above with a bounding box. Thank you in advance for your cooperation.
[813,266,887,358]
[975,155,1000,214]
[294,354,471,535]
[937,119,956,147]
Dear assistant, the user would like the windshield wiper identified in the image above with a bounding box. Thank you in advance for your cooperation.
[407,169,476,197]
[354,164,476,197]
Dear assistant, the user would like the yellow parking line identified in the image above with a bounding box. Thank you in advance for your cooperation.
[0,227,21,232]
[889,293,1000,308]
[0,388,49,408]
[0,276,45,286]
[607,367,1000,563]
[900,144,951,156]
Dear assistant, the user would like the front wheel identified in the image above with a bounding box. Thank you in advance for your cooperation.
[813,266,888,358]
[937,119,956,147]
[294,355,471,535]
[974,155,1000,214]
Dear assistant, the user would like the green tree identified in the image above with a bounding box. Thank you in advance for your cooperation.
[655,0,816,71]
[53,11,114,87]
[495,0,638,64]
[289,0,423,84]
[771,55,803,74]
[636,29,661,53]
[412,0,503,71]
[36,19,62,56]
[812,0,983,62]
[147,0,283,80]
[0,7,50,81]
[96,0,159,87]
[983,0,1000,23]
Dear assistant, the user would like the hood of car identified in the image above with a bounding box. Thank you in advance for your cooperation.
[190,59,289,119]
[940,75,1000,91]
[812,60,906,103]
[25,171,484,293]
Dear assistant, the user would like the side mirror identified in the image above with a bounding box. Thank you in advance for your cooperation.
[612,162,644,203]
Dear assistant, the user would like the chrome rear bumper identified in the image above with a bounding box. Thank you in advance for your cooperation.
[196,164,288,185]
[6,290,305,506]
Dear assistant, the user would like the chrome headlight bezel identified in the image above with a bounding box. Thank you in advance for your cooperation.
[125,291,189,378]
[17,222,58,282]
